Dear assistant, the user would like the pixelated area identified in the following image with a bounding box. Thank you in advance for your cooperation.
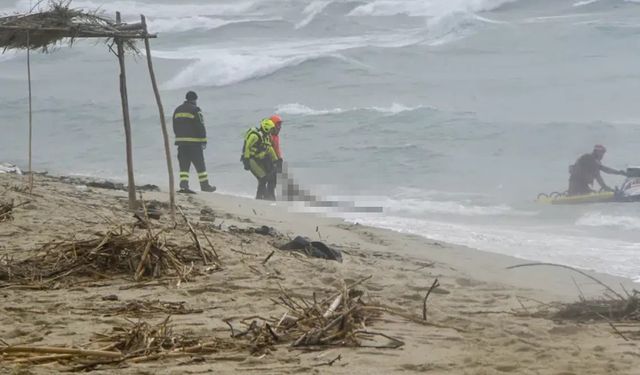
[280,171,383,213]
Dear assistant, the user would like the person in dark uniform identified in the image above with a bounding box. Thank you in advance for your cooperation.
[173,91,216,194]
[568,144,626,196]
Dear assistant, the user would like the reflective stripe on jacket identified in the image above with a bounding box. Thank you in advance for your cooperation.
[173,101,206,145]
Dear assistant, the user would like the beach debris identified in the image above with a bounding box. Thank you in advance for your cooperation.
[200,207,216,222]
[83,299,204,317]
[553,294,640,321]
[0,163,23,175]
[228,225,280,237]
[0,199,14,222]
[278,236,343,262]
[226,277,404,354]
[0,225,218,287]
[58,176,160,192]
[422,278,440,321]
[509,262,640,340]
[0,317,244,369]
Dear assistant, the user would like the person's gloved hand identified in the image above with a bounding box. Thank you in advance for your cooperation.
[202,144,207,150]
[243,159,250,170]
[275,159,283,173]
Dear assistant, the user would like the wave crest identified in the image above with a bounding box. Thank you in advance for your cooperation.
[159,32,424,88]
[348,0,518,17]
[576,212,640,230]
[148,16,274,33]
[276,102,427,116]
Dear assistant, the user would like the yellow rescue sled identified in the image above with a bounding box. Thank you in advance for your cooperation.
[536,191,615,205]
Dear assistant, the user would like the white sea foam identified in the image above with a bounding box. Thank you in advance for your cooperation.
[573,0,600,6]
[60,0,258,19]
[0,53,18,62]
[348,0,517,17]
[295,0,335,29]
[275,102,426,116]
[276,103,346,116]
[385,198,536,217]
[576,212,640,230]
[159,32,424,88]
[147,16,274,34]
[350,215,640,281]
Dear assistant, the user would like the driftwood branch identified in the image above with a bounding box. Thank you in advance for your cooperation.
[177,205,207,265]
[0,345,121,358]
[423,278,440,321]
[596,313,630,341]
[262,251,275,265]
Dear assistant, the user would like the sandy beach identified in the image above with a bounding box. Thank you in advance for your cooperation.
[1,173,639,374]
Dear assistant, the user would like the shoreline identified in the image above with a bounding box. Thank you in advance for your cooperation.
[1,173,639,373]
[28,169,639,290]
[185,187,637,301]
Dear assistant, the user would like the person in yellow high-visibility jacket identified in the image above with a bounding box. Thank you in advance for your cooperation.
[241,119,278,200]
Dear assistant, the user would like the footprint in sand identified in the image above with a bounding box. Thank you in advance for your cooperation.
[495,364,519,372]
[455,277,482,287]
[399,363,441,372]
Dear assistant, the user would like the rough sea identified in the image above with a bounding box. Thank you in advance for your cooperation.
[1,0,639,281]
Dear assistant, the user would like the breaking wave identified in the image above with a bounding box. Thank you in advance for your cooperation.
[385,198,537,217]
[347,0,519,17]
[158,32,424,88]
[147,16,275,34]
[576,212,640,230]
[276,103,427,116]
[295,0,335,29]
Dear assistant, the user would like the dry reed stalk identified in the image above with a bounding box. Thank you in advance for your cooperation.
[0,225,207,286]
[228,280,406,354]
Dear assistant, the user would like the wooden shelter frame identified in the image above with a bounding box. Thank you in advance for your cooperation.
[0,4,176,219]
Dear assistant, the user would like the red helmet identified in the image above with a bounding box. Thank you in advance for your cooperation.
[270,114,282,128]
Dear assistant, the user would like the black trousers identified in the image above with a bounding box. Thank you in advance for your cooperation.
[177,144,209,186]
[265,172,277,200]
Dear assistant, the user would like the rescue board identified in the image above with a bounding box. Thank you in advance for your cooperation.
[536,191,615,205]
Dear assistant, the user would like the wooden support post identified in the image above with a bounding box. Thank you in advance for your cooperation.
[141,14,175,221]
[26,31,33,194]
[115,12,137,210]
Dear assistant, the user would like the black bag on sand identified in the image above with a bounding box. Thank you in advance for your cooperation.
[278,236,343,263]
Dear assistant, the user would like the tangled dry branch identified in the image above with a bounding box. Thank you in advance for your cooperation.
[0,225,218,288]
[0,1,142,52]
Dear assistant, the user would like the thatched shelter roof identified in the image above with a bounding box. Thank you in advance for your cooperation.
[0,1,155,53]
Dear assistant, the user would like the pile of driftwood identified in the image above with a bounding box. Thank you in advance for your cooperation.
[509,263,640,341]
[0,224,218,287]
[554,293,640,321]
[0,317,244,369]
[552,292,640,341]
[226,277,426,355]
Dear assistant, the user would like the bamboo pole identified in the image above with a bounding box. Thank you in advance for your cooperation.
[115,12,137,210]
[0,345,122,358]
[26,31,33,194]
[140,14,175,221]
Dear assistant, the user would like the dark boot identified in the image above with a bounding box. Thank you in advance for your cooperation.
[200,182,216,192]
[178,181,196,194]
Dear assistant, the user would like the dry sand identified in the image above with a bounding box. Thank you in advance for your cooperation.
[0,173,639,374]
